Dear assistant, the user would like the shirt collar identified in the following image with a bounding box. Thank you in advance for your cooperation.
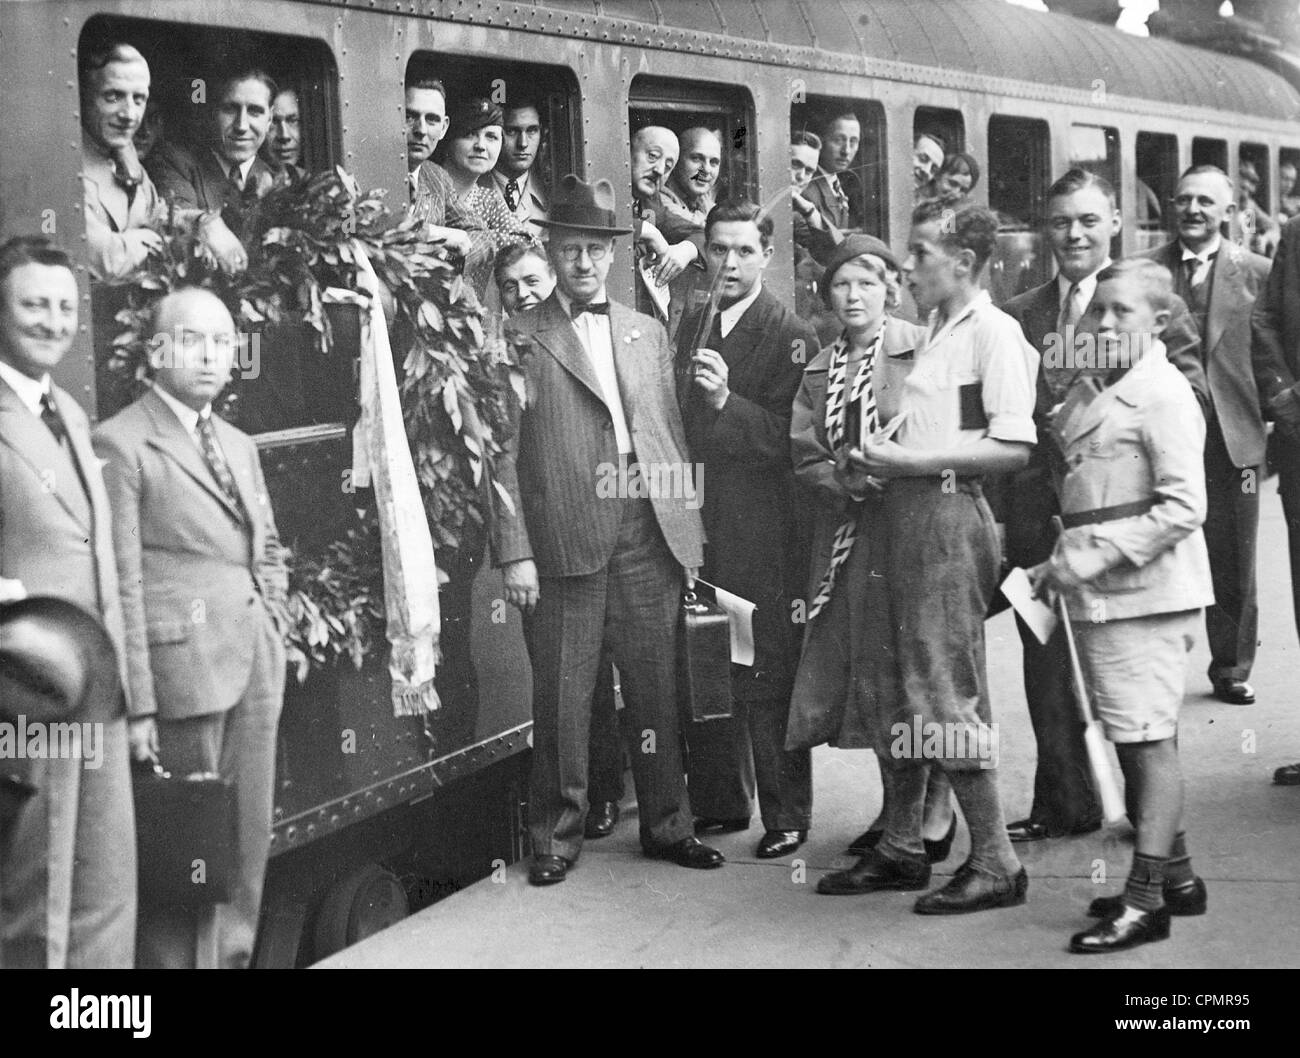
[152,383,210,436]
[719,281,763,330]
[927,288,991,337]
[1179,235,1221,262]
[555,287,610,318]
[494,169,529,192]
[1056,260,1111,306]
[215,150,253,185]
[0,361,50,417]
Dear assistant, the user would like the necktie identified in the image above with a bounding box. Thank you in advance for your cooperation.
[1058,281,1084,332]
[807,329,884,622]
[196,413,247,522]
[110,147,141,210]
[228,164,247,197]
[829,175,849,221]
[1185,253,1214,289]
[570,301,610,320]
[504,178,520,212]
[40,390,68,447]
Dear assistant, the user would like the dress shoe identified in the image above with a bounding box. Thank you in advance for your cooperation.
[847,820,957,863]
[1006,818,1102,843]
[647,836,725,869]
[913,862,1028,915]
[817,849,931,895]
[1274,762,1300,786]
[846,827,882,856]
[1088,877,1206,918]
[1069,903,1171,954]
[694,816,749,835]
[1212,678,1255,704]
[528,854,572,886]
[584,800,620,839]
[755,829,807,859]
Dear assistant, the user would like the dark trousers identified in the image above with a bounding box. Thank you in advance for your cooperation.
[685,698,812,831]
[526,497,693,860]
[1203,420,1260,681]
[1274,431,1300,645]
[587,658,626,804]
[1016,614,1102,831]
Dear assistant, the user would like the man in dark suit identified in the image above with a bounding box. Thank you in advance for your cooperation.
[1252,213,1300,785]
[493,175,722,885]
[0,237,135,968]
[148,69,277,250]
[998,168,1209,843]
[94,286,287,968]
[1144,165,1270,705]
[800,111,863,238]
[677,200,818,858]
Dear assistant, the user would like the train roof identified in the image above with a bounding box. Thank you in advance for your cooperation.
[534,0,1300,121]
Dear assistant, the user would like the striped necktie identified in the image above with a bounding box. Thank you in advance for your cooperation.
[196,413,247,523]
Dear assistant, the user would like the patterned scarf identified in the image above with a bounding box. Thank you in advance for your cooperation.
[806,327,883,622]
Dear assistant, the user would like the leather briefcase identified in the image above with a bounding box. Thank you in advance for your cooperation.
[132,761,237,906]
[679,589,733,721]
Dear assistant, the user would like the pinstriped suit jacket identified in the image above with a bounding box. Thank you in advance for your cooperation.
[493,294,705,577]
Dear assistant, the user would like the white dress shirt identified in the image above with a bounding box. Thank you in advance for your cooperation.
[152,383,212,448]
[0,361,50,418]
[556,288,632,455]
[216,151,256,188]
[718,281,763,339]
[1179,234,1221,287]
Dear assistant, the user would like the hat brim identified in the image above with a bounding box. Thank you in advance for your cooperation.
[535,218,633,236]
[0,596,121,724]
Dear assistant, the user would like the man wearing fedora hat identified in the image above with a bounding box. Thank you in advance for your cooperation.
[0,236,136,968]
[493,174,722,884]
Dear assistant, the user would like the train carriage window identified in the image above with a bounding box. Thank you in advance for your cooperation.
[1070,123,1121,259]
[987,116,1049,304]
[1281,148,1300,220]
[1192,137,1228,172]
[79,16,342,433]
[1239,141,1271,211]
[1135,132,1177,251]
[913,107,964,203]
[630,76,755,334]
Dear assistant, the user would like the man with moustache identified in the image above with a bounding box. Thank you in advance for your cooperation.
[0,237,135,968]
[493,175,720,884]
[630,126,705,288]
[79,43,164,281]
[676,201,818,857]
[483,100,549,237]
[997,168,1208,844]
[665,127,723,225]
[1142,166,1269,706]
[800,111,862,233]
[264,87,305,180]
[94,286,287,968]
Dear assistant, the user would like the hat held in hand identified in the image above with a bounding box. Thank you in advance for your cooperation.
[0,597,121,724]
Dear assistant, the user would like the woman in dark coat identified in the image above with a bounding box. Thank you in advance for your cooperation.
[785,235,956,870]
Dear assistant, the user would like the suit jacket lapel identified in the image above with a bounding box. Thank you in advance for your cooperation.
[215,416,260,548]
[1205,246,1234,356]
[141,388,245,524]
[0,378,92,529]
[718,288,774,369]
[608,302,641,430]
[533,295,606,406]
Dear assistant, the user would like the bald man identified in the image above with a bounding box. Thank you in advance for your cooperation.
[631,126,706,288]
[666,127,722,223]
[94,287,287,968]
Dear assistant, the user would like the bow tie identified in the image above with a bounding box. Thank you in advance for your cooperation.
[570,301,610,320]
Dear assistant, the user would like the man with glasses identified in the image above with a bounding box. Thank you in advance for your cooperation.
[493,175,721,886]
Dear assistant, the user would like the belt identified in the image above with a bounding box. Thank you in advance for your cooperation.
[1059,498,1155,529]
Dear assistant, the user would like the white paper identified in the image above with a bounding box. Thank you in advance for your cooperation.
[637,261,671,321]
[1000,567,1058,646]
[697,579,756,667]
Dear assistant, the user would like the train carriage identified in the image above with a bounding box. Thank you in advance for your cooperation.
[2,0,1298,966]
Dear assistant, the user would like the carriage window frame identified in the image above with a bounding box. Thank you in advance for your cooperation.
[1239,141,1271,212]
[986,114,1050,304]
[1135,131,1178,237]
[913,106,965,193]
[1069,123,1121,259]
[790,94,888,241]
[1192,136,1228,173]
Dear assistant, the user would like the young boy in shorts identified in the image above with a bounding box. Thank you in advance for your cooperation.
[1031,258,1215,953]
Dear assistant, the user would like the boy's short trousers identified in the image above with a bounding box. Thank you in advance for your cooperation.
[1073,609,1200,743]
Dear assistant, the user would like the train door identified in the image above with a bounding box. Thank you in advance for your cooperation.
[987,115,1050,304]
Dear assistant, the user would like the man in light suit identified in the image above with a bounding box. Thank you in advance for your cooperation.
[1142,165,1270,705]
[0,237,136,968]
[494,175,722,885]
[94,286,287,968]
[997,168,1208,843]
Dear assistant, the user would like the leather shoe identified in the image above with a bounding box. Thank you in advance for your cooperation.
[647,836,724,869]
[584,800,620,839]
[817,849,931,895]
[694,816,749,835]
[846,819,957,863]
[913,862,1028,915]
[755,829,807,858]
[845,827,882,856]
[1006,818,1102,843]
[528,854,572,886]
[1070,903,1171,953]
[1088,877,1206,918]
[1212,678,1255,704]
[1274,762,1300,786]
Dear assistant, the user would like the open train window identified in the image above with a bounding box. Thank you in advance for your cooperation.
[79,15,342,435]
[1192,137,1228,172]
[913,107,964,203]
[789,95,888,239]
[987,116,1049,303]
[1136,132,1178,251]
[1239,142,1270,211]
[1281,148,1300,220]
[630,76,755,330]
[1070,123,1121,259]
[405,52,580,223]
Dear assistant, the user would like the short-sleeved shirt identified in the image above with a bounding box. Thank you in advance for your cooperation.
[897,289,1038,452]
